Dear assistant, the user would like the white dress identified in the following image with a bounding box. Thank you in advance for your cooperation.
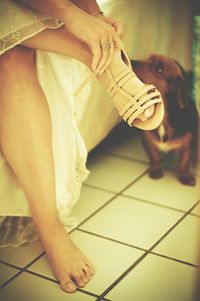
[0,0,90,247]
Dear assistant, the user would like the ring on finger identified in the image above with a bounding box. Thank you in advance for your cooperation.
[101,42,112,51]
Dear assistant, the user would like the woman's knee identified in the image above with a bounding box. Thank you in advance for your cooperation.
[0,45,34,71]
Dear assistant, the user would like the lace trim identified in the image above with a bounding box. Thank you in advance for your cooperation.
[0,18,63,55]
[0,1,63,55]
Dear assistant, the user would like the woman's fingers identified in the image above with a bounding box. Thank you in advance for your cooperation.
[90,41,101,72]
[70,13,123,74]
[113,33,123,50]
[90,26,122,75]
[112,20,124,38]
[95,37,114,75]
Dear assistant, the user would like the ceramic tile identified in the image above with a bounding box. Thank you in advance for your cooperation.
[86,154,147,192]
[28,230,144,295]
[0,263,19,286]
[154,215,200,265]
[107,254,198,301]
[70,185,114,226]
[0,272,96,301]
[0,240,44,268]
[80,195,182,249]
[123,170,200,211]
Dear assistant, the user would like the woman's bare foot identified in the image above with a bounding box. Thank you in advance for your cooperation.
[97,50,155,122]
[37,219,95,293]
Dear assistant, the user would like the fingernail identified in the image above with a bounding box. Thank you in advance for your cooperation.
[92,63,96,72]
[98,69,104,75]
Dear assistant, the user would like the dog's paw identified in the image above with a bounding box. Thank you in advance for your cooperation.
[178,174,196,186]
[149,168,164,179]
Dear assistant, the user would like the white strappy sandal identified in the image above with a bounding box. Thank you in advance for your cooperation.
[74,48,164,131]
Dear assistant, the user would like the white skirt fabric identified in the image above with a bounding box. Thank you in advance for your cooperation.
[0,1,90,247]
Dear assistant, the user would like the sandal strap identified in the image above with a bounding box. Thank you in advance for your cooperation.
[107,69,133,94]
[119,84,157,116]
[107,69,138,100]
[123,96,161,124]
[106,69,162,124]
[73,72,94,96]
[123,90,161,120]
[127,98,161,126]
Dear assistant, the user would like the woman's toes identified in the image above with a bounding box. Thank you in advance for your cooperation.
[73,273,86,288]
[141,105,155,121]
[83,264,92,280]
[86,261,96,276]
[60,278,77,293]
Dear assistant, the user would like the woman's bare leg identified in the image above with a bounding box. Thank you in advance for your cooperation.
[22,25,93,68]
[0,46,94,293]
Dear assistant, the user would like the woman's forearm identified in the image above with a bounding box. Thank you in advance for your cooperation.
[18,0,83,22]
[71,0,101,15]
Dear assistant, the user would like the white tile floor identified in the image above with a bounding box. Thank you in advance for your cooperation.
[0,124,200,301]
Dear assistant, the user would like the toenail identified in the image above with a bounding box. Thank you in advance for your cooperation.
[66,283,76,291]
[78,281,85,287]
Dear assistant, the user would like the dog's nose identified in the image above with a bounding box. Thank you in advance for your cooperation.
[131,60,140,67]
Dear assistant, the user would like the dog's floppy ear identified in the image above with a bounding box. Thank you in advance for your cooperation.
[170,61,191,109]
[173,76,189,109]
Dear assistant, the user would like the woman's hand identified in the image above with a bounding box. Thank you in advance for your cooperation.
[63,5,123,74]
[94,14,124,39]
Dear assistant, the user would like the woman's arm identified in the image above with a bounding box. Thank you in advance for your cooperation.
[18,0,122,73]
[19,0,75,20]
[71,0,102,15]
[71,0,124,38]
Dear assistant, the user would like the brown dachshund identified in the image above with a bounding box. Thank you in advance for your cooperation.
[131,55,199,186]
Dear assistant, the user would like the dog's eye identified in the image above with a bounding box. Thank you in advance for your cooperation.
[155,62,164,73]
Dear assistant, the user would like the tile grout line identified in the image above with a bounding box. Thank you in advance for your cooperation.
[95,252,150,301]
[84,182,200,218]
[0,251,45,290]
[77,228,198,268]
[95,199,200,300]
[22,269,111,300]
[145,199,200,254]
[0,269,24,290]
[77,228,147,252]
[83,183,200,217]
[1,188,199,293]
[121,194,200,215]
[0,170,148,290]
[150,251,198,268]
[101,150,199,176]
[102,152,149,165]
[0,260,22,271]
[190,212,200,218]
[0,266,110,300]
[1,151,198,294]
[83,183,117,194]
[69,169,149,234]
[102,146,168,165]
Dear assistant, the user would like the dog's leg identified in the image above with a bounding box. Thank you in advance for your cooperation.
[142,133,164,179]
[178,145,196,186]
